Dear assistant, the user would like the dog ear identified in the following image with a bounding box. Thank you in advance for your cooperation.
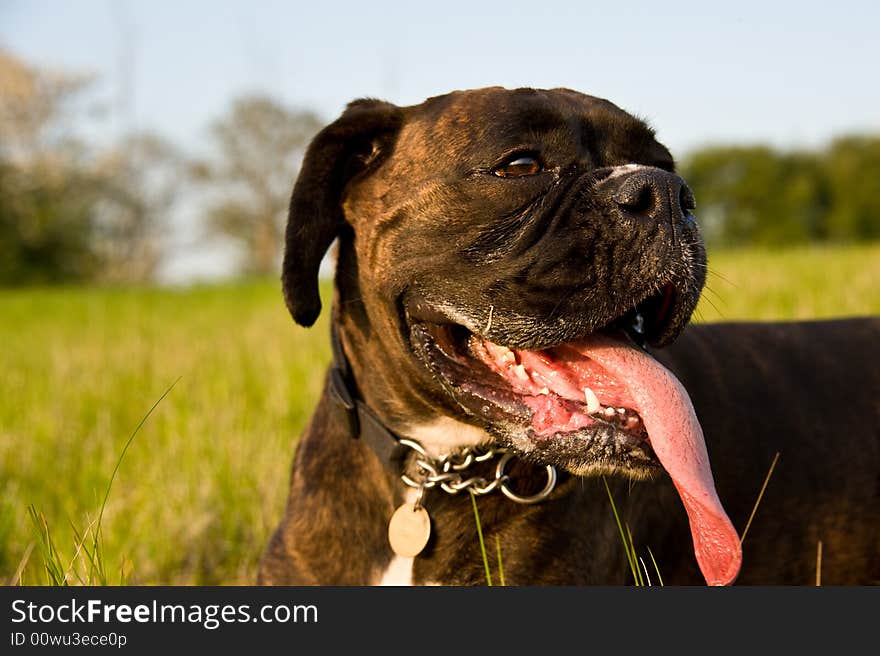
[282,98,404,326]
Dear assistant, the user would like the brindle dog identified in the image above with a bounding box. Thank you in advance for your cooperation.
[259,87,880,586]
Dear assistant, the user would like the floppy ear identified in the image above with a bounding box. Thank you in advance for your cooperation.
[282,98,404,326]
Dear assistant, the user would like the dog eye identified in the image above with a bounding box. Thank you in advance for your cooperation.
[494,155,542,178]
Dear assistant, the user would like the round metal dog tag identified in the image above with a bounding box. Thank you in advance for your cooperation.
[388,503,431,558]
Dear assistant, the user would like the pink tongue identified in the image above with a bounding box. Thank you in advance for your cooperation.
[568,335,742,586]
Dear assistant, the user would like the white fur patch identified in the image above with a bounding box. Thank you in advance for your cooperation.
[376,551,416,586]
[606,163,649,179]
[402,417,492,458]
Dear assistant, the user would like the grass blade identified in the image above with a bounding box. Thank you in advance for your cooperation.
[470,491,493,586]
[495,536,506,587]
[119,554,130,585]
[740,452,780,544]
[627,525,645,586]
[646,546,664,587]
[8,542,35,586]
[68,516,102,585]
[603,478,641,585]
[27,505,67,586]
[89,378,180,583]
[639,556,652,587]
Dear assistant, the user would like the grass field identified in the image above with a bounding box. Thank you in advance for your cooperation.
[2,243,879,585]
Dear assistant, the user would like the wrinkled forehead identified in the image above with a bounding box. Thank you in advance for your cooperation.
[395,87,672,168]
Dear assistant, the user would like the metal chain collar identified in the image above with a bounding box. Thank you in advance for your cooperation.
[398,438,557,507]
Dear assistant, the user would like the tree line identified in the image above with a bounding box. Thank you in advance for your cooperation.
[1,49,878,285]
[680,138,880,247]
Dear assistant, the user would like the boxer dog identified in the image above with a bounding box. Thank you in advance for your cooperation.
[259,87,880,586]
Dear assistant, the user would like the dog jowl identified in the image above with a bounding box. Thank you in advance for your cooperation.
[270,87,742,585]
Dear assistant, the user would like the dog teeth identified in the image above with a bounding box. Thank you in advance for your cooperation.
[502,348,516,363]
[583,387,600,414]
[539,387,550,395]
[514,364,529,381]
[603,407,617,418]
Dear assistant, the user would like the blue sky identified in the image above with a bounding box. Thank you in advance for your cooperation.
[2,0,878,278]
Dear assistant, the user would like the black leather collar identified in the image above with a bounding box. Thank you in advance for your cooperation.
[327,326,410,473]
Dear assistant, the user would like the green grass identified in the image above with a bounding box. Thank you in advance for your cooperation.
[1,281,331,584]
[1,243,878,585]
[694,243,880,321]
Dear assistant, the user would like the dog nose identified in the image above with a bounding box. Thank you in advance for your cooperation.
[612,168,695,224]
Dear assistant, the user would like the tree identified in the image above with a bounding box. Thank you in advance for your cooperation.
[681,145,830,247]
[824,136,880,241]
[0,160,102,284]
[0,49,185,284]
[92,133,187,282]
[0,49,93,163]
[0,49,102,284]
[197,95,323,275]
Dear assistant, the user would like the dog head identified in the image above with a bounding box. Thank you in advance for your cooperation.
[282,86,740,585]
